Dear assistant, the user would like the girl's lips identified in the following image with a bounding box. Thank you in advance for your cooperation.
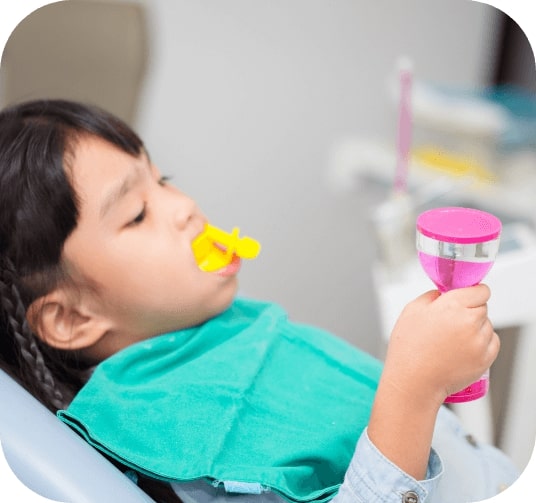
[215,254,241,276]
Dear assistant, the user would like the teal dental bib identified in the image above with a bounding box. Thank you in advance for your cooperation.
[58,298,382,502]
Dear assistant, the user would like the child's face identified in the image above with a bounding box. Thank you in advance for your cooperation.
[61,135,238,359]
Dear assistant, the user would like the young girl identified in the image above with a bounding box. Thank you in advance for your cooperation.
[0,99,519,503]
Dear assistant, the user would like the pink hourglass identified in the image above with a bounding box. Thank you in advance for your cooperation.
[416,207,502,403]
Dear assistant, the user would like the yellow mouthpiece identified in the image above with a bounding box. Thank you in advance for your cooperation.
[192,223,261,272]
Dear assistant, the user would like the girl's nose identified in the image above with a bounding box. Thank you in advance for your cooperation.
[171,191,198,230]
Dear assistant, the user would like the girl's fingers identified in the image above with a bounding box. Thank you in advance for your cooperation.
[449,283,491,308]
[414,284,491,309]
[468,304,489,328]
[478,322,500,367]
[487,331,501,361]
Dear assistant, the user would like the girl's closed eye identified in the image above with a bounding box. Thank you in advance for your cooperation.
[127,175,172,227]
[129,203,147,226]
[158,175,172,186]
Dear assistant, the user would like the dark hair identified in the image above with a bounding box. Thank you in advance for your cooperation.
[0,99,184,503]
[0,99,144,411]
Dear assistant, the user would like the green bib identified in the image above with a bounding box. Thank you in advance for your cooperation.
[58,298,382,502]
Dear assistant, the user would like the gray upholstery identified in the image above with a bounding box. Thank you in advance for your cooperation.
[0,369,155,503]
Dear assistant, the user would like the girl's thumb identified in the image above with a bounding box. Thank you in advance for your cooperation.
[413,289,441,305]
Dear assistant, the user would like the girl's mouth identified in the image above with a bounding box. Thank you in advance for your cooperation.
[215,254,242,276]
[191,223,260,273]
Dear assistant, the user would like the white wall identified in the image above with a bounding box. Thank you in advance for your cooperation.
[135,0,501,355]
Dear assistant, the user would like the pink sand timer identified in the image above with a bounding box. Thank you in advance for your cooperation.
[416,207,502,403]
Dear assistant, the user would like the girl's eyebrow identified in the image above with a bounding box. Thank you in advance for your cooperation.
[100,165,145,219]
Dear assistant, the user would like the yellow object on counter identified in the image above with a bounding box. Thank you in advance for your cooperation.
[192,224,261,272]
[413,146,497,183]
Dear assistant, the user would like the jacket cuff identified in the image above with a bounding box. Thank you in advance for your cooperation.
[333,428,443,502]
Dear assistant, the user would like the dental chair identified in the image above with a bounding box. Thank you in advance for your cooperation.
[0,368,156,502]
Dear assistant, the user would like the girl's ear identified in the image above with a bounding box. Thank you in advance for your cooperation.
[26,288,112,351]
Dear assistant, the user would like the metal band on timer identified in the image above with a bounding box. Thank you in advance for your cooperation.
[416,233,500,262]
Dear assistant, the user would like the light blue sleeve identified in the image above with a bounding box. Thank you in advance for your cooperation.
[332,406,520,503]
[332,428,443,503]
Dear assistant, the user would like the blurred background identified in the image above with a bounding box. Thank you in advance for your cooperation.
[1,0,535,472]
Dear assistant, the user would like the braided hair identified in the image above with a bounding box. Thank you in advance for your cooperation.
[0,99,143,412]
[0,99,185,503]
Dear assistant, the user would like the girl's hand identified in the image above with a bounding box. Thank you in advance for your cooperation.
[367,284,498,480]
[382,284,500,405]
